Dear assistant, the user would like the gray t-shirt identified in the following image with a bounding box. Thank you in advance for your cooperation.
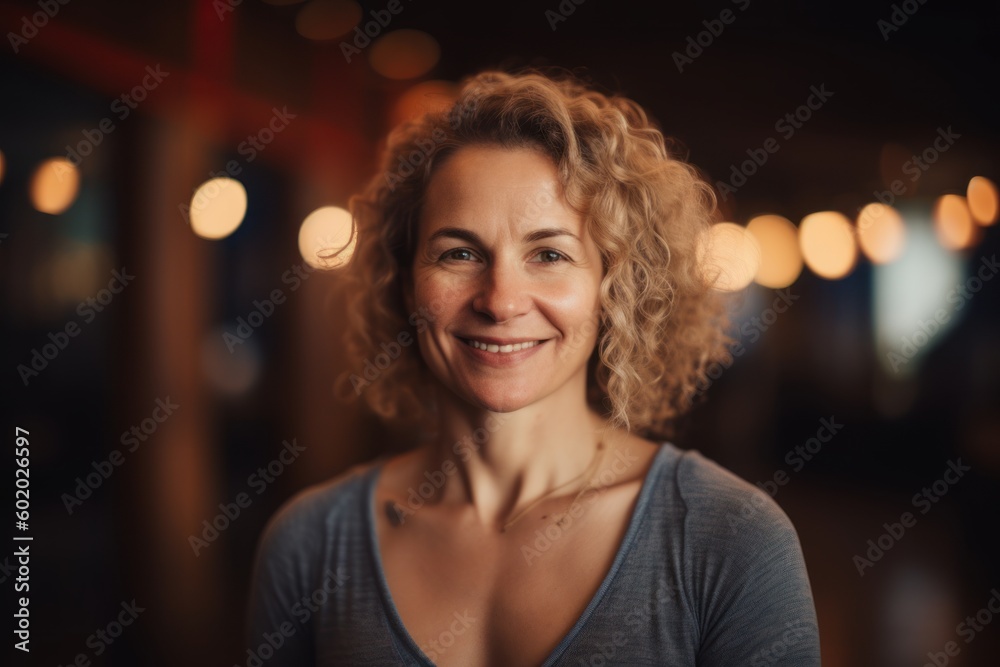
[245,442,821,665]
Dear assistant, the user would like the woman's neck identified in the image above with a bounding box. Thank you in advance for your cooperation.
[419,388,615,530]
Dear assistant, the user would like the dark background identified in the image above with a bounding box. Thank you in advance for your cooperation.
[2,0,998,665]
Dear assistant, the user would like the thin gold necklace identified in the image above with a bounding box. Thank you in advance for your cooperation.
[499,437,607,534]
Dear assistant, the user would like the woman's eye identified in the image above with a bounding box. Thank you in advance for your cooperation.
[439,249,568,264]
[441,248,476,262]
[535,250,568,264]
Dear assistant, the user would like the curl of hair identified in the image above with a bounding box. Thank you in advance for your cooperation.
[332,66,734,443]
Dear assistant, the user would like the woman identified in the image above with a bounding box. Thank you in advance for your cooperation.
[246,67,821,666]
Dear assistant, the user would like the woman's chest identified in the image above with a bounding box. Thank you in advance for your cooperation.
[377,485,641,666]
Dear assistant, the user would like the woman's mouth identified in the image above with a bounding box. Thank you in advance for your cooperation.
[458,337,546,354]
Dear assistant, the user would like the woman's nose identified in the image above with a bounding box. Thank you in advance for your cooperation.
[471,259,533,323]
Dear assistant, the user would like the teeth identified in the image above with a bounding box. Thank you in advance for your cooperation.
[463,338,541,353]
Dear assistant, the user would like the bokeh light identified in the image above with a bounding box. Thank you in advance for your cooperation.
[873,215,963,378]
[856,203,906,264]
[369,29,440,80]
[298,206,356,269]
[966,176,998,226]
[0,149,6,185]
[933,194,977,250]
[746,214,802,288]
[189,177,247,240]
[697,222,761,292]
[29,241,113,319]
[30,157,80,214]
[799,211,857,279]
[294,0,360,40]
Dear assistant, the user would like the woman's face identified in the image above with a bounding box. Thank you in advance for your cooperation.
[403,144,605,414]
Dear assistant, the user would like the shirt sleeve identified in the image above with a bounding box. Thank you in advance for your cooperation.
[678,452,822,666]
[245,492,322,667]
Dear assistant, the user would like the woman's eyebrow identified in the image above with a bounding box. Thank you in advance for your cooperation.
[427,226,582,245]
[524,227,582,244]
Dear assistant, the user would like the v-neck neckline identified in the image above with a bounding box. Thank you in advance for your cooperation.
[363,442,670,666]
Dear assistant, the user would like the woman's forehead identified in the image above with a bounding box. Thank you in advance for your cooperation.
[429,145,559,193]
[422,147,575,223]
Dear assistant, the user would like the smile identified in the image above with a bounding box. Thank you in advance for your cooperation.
[455,336,550,365]
[460,338,544,353]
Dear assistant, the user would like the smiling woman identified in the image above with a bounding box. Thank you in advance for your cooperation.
[246,67,821,666]
[402,143,607,414]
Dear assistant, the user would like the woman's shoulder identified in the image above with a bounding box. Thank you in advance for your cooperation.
[656,443,799,547]
[257,457,382,545]
[654,445,820,662]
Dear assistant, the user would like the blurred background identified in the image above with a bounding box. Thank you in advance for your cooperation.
[2,0,998,664]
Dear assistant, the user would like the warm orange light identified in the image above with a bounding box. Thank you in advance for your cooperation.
[298,206,356,269]
[933,195,977,250]
[799,211,857,279]
[30,157,80,214]
[369,30,440,80]
[190,178,247,240]
[967,176,998,226]
[697,222,761,292]
[856,203,906,264]
[746,214,802,288]
[391,80,459,127]
[295,0,361,40]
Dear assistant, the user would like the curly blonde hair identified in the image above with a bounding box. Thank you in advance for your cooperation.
[332,66,733,443]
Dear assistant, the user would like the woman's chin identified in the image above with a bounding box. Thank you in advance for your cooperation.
[457,384,538,414]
